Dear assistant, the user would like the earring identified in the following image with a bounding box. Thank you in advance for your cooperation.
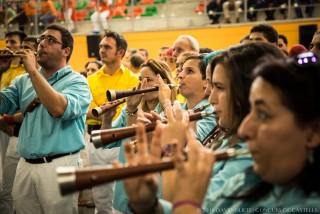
[308,149,314,164]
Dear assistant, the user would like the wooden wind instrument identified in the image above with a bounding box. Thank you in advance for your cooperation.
[106,84,176,101]
[91,111,215,148]
[92,98,126,117]
[56,148,250,196]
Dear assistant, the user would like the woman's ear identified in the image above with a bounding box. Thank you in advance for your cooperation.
[306,121,320,149]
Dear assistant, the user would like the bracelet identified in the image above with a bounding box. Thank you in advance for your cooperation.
[162,103,172,111]
[126,108,138,116]
[3,114,15,125]
[128,197,158,214]
[172,200,202,211]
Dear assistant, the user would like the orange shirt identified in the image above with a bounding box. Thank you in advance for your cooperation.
[39,0,57,16]
[24,0,36,16]
[87,0,109,12]
[62,0,75,10]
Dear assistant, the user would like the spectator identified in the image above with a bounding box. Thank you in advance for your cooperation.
[249,24,278,45]
[172,35,200,59]
[24,0,36,34]
[278,34,288,55]
[87,0,112,34]
[122,48,137,68]
[138,48,149,62]
[85,60,103,76]
[127,53,145,74]
[61,0,76,32]
[222,0,242,23]
[207,0,225,24]
[240,34,250,44]
[39,0,58,28]
[164,48,176,76]
[310,30,320,55]
[158,46,169,61]
[200,47,213,54]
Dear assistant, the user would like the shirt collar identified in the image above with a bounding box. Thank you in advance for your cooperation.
[39,65,72,82]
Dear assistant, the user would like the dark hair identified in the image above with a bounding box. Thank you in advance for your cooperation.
[209,42,286,144]
[130,54,145,70]
[5,30,27,44]
[183,55,206,80]
[240,34,250,44]
[250,24,278,44]
[23,36,39,50]
[278,34,288,45]
[138,48,149,58]
[241,52,320,198]
[104,31,128,58]
[199,47,213,54]
[140,59,177,111]
[45,24,74,62]
[85,60,103,69]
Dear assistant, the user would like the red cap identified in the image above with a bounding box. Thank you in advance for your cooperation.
[165,47,173,56]
[289,44,308,57]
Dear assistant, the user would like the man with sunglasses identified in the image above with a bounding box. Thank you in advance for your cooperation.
[0,30,26,214]
[0,24,92,213]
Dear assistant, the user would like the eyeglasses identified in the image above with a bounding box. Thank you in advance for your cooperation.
[37,36,63,46]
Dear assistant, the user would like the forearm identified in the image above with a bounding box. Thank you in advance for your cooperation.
[29,70,67,117]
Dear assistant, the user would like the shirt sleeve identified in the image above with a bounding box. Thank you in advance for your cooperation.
[60,74,92,120]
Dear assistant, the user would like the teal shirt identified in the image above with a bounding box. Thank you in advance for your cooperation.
[161,168,320,214]
[112,103,163,213]
[181,98,216,142]
[203,168,320,213]
[0,66,92,159]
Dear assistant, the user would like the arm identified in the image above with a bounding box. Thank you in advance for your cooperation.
[122,123,164,214]
[16,49,68,118]
[171,130,215,214]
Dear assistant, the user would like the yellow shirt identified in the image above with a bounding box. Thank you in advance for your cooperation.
[87,64,139,125]
[0,64,26,90]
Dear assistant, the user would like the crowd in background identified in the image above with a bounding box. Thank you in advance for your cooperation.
[0,0,319,35]
[0,15,319,214]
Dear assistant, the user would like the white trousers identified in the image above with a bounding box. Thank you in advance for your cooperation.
[91,10,110,32]
[12,153,80,214]
[223,1,242,19]
[89,142,120,214]
[0,136,19,214]
[64,8,75,32]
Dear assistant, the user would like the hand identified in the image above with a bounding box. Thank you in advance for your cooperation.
[123,123,161,213]
[157,100,189,147]
[126,79,147,112]
[101,103,117,129]
[137,111,165,125]
[121,123,162,213]
[171,129,215,204]
[14,49,37,75]
[2,124,15,137]
[157,74,172,106]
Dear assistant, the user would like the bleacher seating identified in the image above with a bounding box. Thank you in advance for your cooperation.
[141,5,158,16]
[139,0,154,5]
